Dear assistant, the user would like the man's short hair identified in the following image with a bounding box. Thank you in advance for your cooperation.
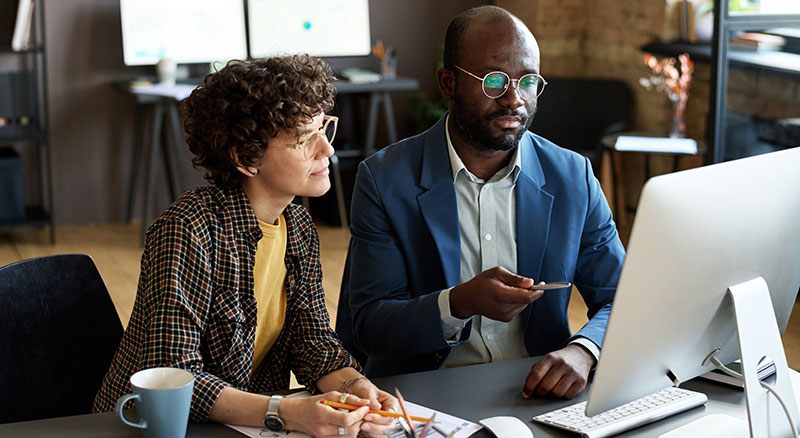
[182,55,335,189]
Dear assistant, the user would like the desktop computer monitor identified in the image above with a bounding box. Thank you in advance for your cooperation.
[119,0,248,66]
[247,0,371,58]
[585,148,800,424]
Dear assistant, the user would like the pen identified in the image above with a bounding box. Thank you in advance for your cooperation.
[320,400,434,423]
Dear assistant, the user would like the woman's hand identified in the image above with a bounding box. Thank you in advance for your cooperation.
[348,377,398,410]
[279,391,369,437]
[346,378,398,436]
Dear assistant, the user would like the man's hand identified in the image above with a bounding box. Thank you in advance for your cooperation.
[449,266,543,321]
[522,344,596,399]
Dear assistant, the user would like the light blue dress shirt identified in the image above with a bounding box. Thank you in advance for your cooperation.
[438,115,600,368]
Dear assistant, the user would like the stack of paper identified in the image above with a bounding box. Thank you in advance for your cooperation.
[226,396,482,438]
[730,32,786,51]
[614,136,698,155]
[339,68,382,84]
[129,83,197,101]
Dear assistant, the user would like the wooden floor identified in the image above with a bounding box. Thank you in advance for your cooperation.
[2,222,799,370]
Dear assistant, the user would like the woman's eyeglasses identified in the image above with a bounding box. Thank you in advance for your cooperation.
[282,115,338,159]
[454,65,547,100]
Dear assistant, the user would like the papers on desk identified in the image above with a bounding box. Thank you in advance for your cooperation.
[698,358,776,388]
[339,68,382,84]
[128,83,197,101]
[225,395,482,438]
[614,135,698,154]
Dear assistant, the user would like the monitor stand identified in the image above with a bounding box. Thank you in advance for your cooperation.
[661,277,800,438]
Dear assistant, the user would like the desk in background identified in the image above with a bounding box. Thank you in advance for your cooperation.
[602,132,706,228]
[1,356,787,437]
[333,77,419,157]
[118,77,419,242]
[118,82,194,244]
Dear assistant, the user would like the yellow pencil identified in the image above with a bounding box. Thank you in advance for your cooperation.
[320,400,434,423]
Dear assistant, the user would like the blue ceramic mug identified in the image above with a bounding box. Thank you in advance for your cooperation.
[115,367,194,438]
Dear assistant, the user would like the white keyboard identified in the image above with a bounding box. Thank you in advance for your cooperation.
[532,387,707,438]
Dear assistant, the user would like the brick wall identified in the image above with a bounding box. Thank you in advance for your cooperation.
[496,1,799,151]
[496,0,711,236]
[496,0,691,135]
[487,2,799,238]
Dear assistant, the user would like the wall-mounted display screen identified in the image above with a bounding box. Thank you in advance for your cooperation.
[247,0,371,58]
[120,0,248,66]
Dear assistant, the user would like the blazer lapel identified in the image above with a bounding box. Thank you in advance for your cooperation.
[516,134,554,284]
[417,115,461,288]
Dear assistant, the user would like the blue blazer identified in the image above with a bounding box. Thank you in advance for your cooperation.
[347,115,625,377]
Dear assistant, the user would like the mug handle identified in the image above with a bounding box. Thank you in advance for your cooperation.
[115,393,147,429]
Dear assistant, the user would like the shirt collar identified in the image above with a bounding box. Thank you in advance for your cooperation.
[226,185,261,239]
[445,113,522,183]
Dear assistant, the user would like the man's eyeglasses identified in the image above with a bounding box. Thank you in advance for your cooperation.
[282,115,338,159]
[454,65,547,100]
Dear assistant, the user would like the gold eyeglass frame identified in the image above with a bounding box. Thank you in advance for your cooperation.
[283,115,339,159]
[454,65,547,100]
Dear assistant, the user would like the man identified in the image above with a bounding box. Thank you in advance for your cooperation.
[345,6,625,399]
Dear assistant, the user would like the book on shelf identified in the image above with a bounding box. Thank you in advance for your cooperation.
[698,358,776,388]
[730,32,786,51]
[11,0,35,51]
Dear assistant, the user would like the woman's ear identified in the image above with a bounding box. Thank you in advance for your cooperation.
[230,147,258,177]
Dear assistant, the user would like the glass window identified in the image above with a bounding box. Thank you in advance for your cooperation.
[728,0,800,15]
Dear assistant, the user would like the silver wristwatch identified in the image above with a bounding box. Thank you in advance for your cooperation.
[263,395,284,431]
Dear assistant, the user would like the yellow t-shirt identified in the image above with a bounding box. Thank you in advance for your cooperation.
[252,214,288,371]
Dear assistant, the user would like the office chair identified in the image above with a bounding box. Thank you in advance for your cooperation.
[335,242,369,367]
[0,254,124,424]
[531,77,631,175]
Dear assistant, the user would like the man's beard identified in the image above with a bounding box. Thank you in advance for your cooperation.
[450,89,536,152]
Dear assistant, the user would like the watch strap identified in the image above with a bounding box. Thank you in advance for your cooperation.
[267,395,282,416]
[263,395,284,430]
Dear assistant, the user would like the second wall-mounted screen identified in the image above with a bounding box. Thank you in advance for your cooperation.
[247,0,371,58]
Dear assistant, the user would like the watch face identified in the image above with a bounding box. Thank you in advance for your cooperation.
[264,415,284,432]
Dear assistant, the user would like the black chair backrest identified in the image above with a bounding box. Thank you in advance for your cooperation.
[0,254,124,424]
[335,242,369,367]
[531,77,631,171]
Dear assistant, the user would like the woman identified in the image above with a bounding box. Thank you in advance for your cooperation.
[94,56,395,437]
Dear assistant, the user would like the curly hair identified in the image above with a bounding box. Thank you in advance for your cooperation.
[182,55,336,189]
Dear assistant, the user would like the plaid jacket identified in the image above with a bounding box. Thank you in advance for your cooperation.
[93,186,357,421]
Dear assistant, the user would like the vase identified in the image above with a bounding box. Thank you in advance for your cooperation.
[669,98,687,138]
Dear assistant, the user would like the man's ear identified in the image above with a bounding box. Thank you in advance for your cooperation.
[437,67,456,102]
[230,147,258,177]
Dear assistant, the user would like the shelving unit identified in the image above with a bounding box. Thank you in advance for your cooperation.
[0,1,54,243]
[708,2,800,163]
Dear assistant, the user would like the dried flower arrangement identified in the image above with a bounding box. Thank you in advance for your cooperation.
[639,53,694,137]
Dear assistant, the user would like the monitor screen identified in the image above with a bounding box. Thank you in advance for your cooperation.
[119,0,248,66]
[586,147,800,417]
[247,0,371,58]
